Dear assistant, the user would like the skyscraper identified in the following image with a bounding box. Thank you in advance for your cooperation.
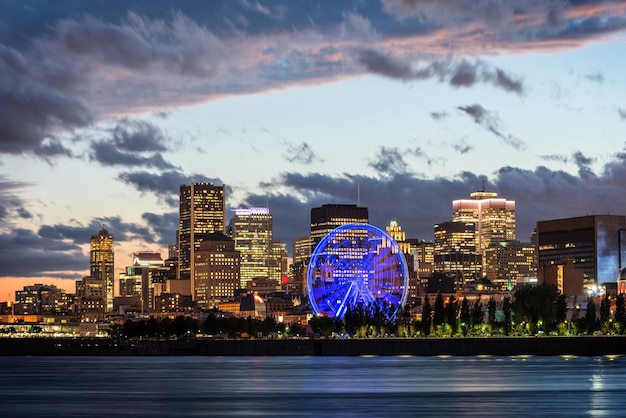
[90,228,114,312]
[452,190,515,275]
[291,235,312,294]
[433,221,481,287]
[178,183,226,298]
[310,204,369,251]
[230,207,273,288]
[536,214,626,285]
[194,232,241,308]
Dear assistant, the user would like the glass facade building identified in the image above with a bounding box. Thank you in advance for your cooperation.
[537,215,626,285]
[452,191,516,276]
[310,204,369,252]
[230,207,273,288]
[90,228,114,312]
[178,183,226,299]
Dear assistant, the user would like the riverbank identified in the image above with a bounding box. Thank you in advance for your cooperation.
[2,336,626,356]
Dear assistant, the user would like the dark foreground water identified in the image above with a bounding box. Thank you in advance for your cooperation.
[1,355,624,417]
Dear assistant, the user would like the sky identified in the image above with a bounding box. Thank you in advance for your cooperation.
[1,0,626,300]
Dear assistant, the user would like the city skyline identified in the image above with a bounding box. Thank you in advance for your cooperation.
[1,1,626,298]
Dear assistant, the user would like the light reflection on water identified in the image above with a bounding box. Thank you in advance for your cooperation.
[1,355,624,417]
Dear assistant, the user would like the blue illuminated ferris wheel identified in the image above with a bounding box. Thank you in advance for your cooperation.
[306,223,409,322]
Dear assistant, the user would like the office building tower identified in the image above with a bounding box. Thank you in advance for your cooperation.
[406,239,435,290]
[293,235,311,266]
[76,276,106,321]
[434,221,482,287]
[230,207,272,288]
[119,251,165,312]
[90,228,114,312]
[269,240,288,284]
[310,204,369,251]
[484,240,536,290]
[178,183,226,299]
[537,214,626,285]
[194,232,241,308]
[385,221,420,298]
[14,284,67,315]
[452,190,515,274]
[291,235,312,294]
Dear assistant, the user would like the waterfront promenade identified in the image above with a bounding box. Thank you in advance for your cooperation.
[2,336,626,356]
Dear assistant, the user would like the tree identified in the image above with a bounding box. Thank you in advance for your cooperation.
[459,297,470,336]
[600,294,611,323]
[555,294,567,325]
[503,297,512,336]
[146,317,159,337]
[433,293,445,329]
[615,294,626,334]
[445,296,458,335]
[421,296,432,337]
[585,297,597,334]
[487,297,497,325]
[471,299,484,332]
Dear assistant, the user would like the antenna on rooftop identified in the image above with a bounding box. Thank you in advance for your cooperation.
[481,179,485,192]
[357,174,361,207]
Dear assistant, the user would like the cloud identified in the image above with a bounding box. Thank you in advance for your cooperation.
[369,146,410,176]
[584,72,604,83]
[90,141,177,169]
[457,104,526,150]
[2,1,625,160]
[430,111,449,120]
[141,212,178,245]
[452,139,473,154]
[118,170,224,207]
[283,141,318,165]
[357,51,524,94]
[0,44,93,156]
[0,176,34,225]
[619,108,626,120]
[0,228,86,278]
[250,143,626,252]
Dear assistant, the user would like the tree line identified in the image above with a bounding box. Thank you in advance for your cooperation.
[114,284,626,339]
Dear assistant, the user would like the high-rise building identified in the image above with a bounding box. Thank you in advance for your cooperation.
[119,251,165,312]
[433,221,481,287]
[14,284,67,315]
[178,183,226,299]
[76,276,106,321]
[452,190,515,274]
[194,232,241,308]
[537,214,626,285]
[230,207,272,288]
[484,240,536,289]
[292,235,311,266]
[269,240,288,284]
[90,228,114,312]
[386,221,420,299]
[310,204,368,251]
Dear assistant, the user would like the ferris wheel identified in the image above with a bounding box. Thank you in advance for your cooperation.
[306,223,409,322]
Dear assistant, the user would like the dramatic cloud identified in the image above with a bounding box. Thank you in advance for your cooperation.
[457,104,526,150]
[0,44,93,156]
[256,144,626,249]
[369,146,410,176]
[357,51,524,94]
[2,1,623,159]
[0,228,86,278]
